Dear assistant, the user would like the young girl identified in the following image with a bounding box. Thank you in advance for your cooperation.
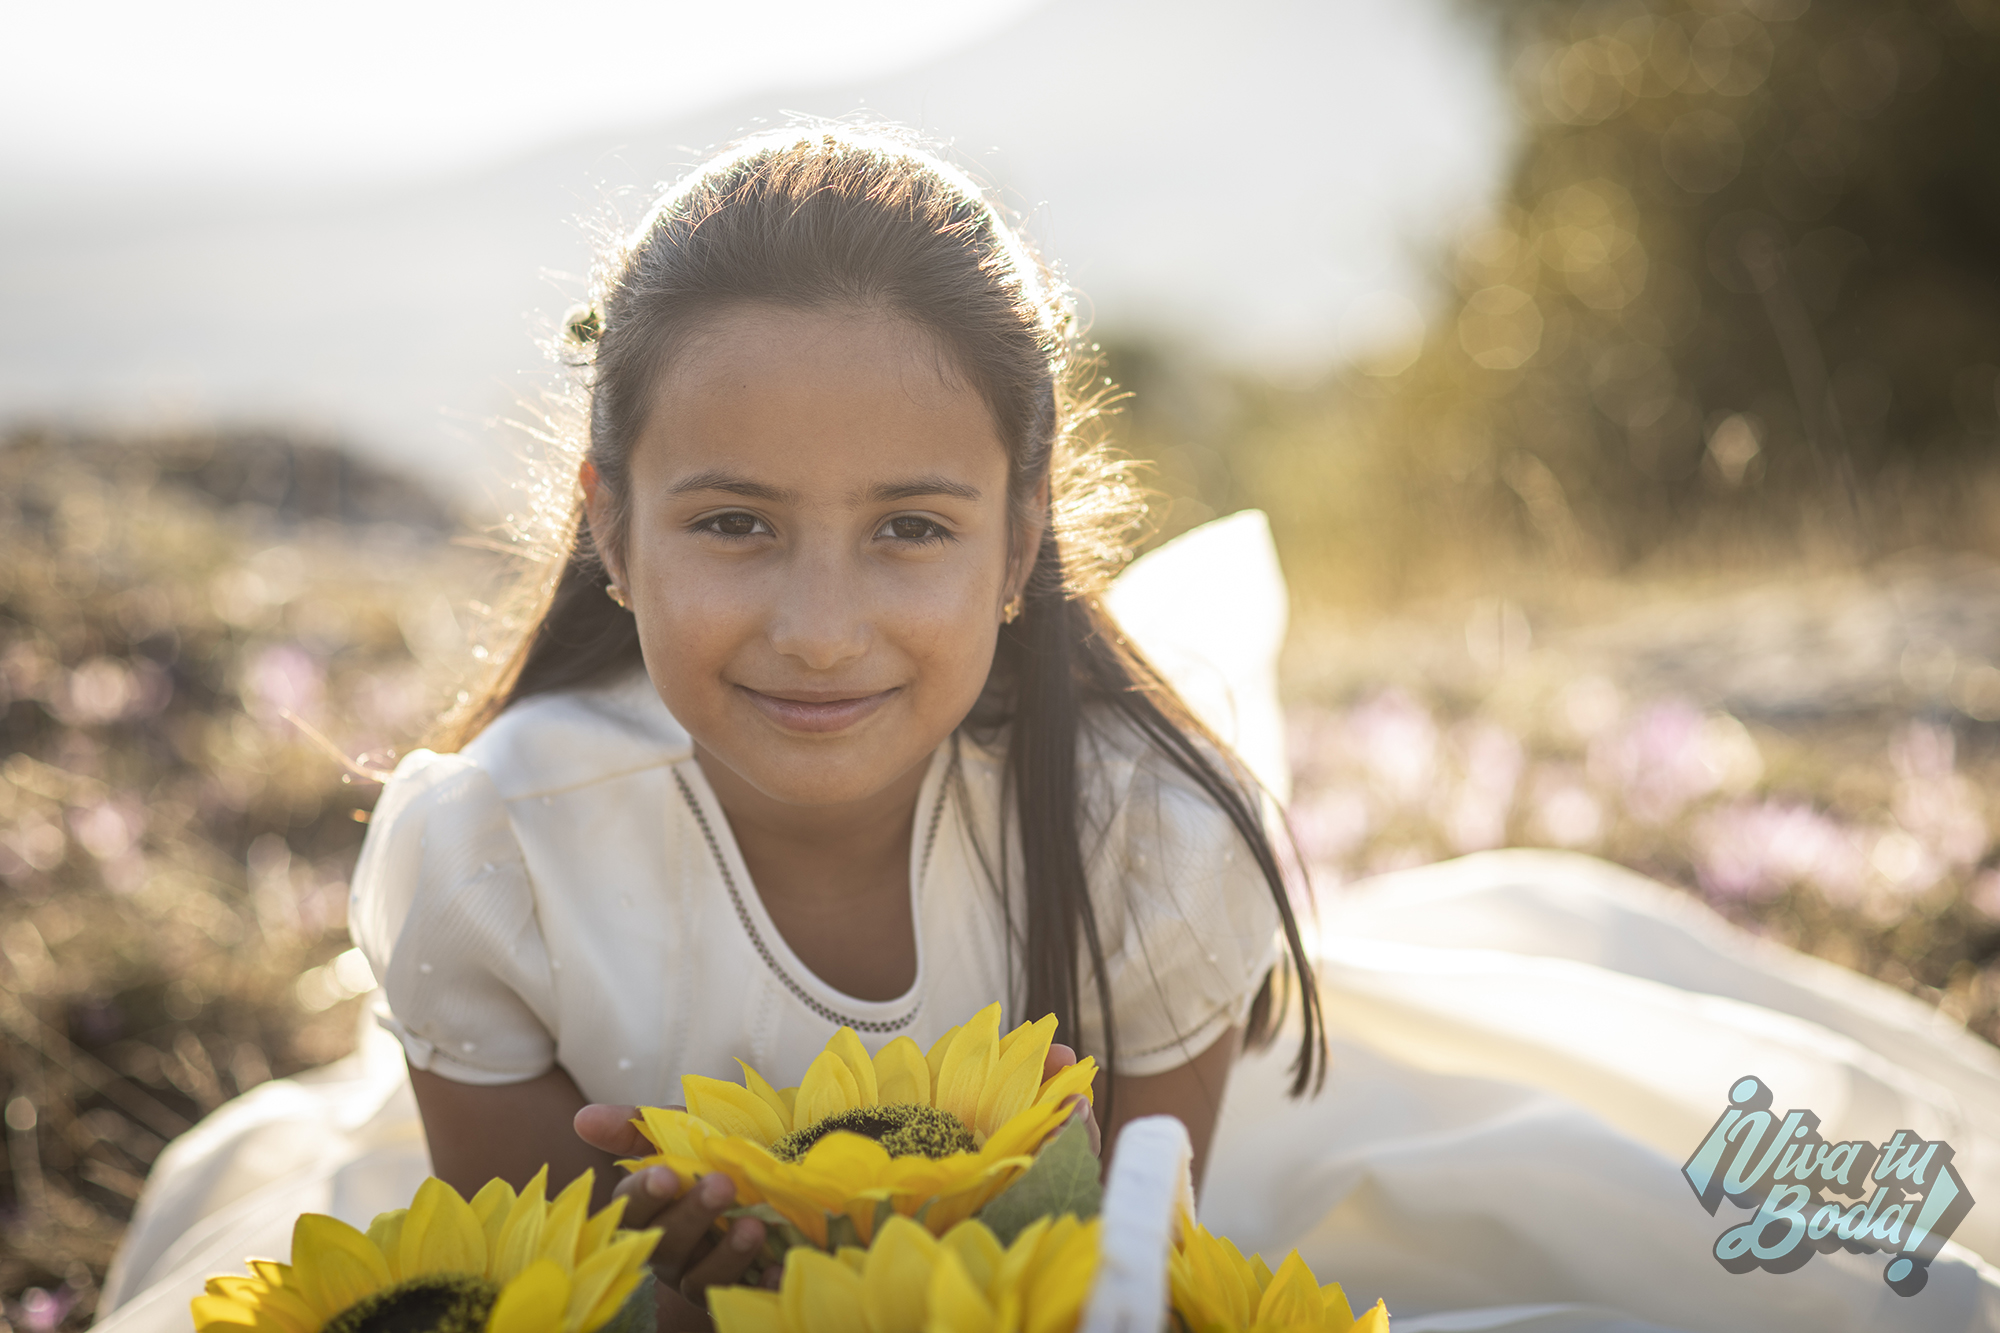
[344,125,1323,1320]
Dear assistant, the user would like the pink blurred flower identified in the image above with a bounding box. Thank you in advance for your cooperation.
[243,643,326,727]
[1968,871,2000,920]
[1531,766,1603,848]
[1288,785,1372,865]
[1442,719,1523,852]
[1345,690,1437,806]
[1589,699,1761,825]
[1694,800,1863,904]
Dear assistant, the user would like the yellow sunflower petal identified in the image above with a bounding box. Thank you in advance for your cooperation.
[685,1075,789,1145]
[781,1249,868,1333]
[400,1177,487,1279]
[916,1164,1031,1235]
[799,1132,894,1185]
[289,1213,393,1318]
[939,1218,1004,1292]
[934,1004,1001,1133]
[872,1036,932,1108]
[795,1048,865,1127]
[633,1106,700,1159]
[493,1167,551,1283]
[203,1277,264,1304]
[1035,1055,1098,1108]
[708,1286,785,1333]
[364,1210,407,1281]
[578,1194,629,1257]
[977,1091,1073,1161]
[563,1231,657,1333]
[827,1027,880,1107]
[739,1060,797,1133]
[539,1170,593,1269]
[1254,1251,1324,1325]
[927,1249,997,1333]
[486,1258,571,1333]
[580,1270,646,1333]
[976,1014,1057,1139]
[212,1271,313,1333]
[860,1215,940,1333]
[1022,1218,1097,1333]
[925,1026,960,1091]
[469,1179,516,1258]
[994,1215,1054,1294]
[190,1294,265,1332]
[1320,1281,1357,1326]
[1352,1297,1392,1333]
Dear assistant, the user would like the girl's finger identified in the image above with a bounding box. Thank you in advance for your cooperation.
[649,1172,741,1283]
[609,1166,682,1229]
[574,1102,654,1157]
[675,1215,767,1302]
[1042,1043,1078,1081]
[1063,1094,1101,1158]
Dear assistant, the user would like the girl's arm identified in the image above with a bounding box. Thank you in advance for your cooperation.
[1103,1026,1240,1194]
[409,1065,614,1203]
[411,1065,770,1330]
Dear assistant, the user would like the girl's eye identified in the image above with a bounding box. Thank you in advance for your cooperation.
[882,515,951,544]
[699,511,769,538]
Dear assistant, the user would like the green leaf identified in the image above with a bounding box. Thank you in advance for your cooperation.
[973,1118,1101,1245]
[593,1271,658,1333]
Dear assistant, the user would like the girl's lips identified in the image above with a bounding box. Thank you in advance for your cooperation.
[739,686,897,734]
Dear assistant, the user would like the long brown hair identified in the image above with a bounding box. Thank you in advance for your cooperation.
[444,126,1325,1098]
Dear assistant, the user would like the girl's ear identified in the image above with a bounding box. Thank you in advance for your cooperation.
[579,459,625,589]
[1006,474,1052,603]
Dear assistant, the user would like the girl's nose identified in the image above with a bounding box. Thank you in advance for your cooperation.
[765,552,871,671]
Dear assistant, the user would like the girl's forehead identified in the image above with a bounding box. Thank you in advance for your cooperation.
[636,303,1009,489]
[664,302,966,397]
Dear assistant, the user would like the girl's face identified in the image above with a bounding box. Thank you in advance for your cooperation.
[589,304,1027,811]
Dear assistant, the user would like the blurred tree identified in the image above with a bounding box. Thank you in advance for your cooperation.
[1423,0,2000,561]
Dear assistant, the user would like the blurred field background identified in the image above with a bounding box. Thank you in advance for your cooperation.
[6,0,2000,1326]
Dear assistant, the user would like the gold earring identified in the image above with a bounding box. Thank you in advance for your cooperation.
[605,583,631,610]
[1001,595,1024,624]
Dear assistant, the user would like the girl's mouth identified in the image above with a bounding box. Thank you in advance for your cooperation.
[738,686,898,734]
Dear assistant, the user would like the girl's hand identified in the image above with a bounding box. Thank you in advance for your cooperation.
[570,1051,1096,1320]
[573,1105,772,1329]
[1043,1043,1102,1157]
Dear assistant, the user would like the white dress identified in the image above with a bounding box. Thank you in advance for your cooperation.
[95,513,2000,1333]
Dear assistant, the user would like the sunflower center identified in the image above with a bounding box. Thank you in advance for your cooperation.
[772,1104,978,1162]
[322,1275,499,1333]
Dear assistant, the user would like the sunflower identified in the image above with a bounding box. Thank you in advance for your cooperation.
[706,1212,1098,1333]
[191,1169,660,1333]
[626,1004,1097,1250]
[1170,1220,1389,1333]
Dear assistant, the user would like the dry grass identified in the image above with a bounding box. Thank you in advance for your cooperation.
[0,428,495,1330]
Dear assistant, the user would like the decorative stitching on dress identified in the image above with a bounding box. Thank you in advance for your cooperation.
[673,760,953,1034]
[1123,997,1236,1060]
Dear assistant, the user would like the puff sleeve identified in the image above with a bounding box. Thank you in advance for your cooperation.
[1076,746,1285,1078]
[347,750,558,1085]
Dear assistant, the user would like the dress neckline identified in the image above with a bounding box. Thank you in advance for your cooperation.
[670,740,956,1034]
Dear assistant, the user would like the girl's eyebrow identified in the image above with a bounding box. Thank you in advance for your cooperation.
[867,477,983,503]
[667,470,982,504]
[669,470,795,501]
